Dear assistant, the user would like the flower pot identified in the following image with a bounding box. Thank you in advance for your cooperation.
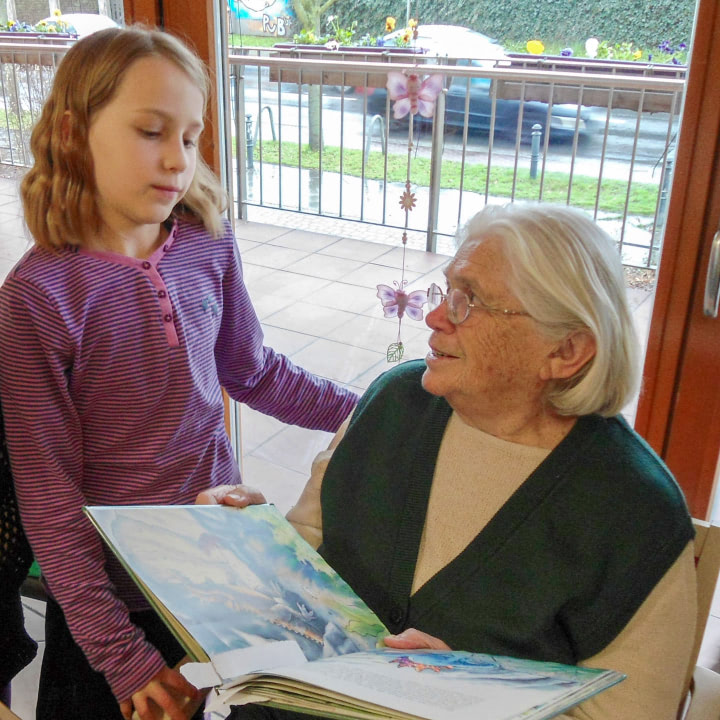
[495,53,686,113]
[268,44,424,88]
[0,31,74,66]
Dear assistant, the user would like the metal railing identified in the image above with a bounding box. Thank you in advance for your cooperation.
[230,48,685,267]
[0,39,70,166]
[0,37,686,268]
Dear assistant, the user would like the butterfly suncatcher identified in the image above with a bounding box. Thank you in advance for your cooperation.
[376,67,443,362]
[386,71,444,119]
[377,280,427,322]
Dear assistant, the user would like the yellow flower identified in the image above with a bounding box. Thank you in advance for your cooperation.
[408,18,418,29]
[385,16,396,33]
[52,8,62,16]
[633,49,642,59]
[402,29,411,43]
[527,40,545,55]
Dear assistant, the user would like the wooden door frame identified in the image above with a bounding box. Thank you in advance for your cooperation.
[635,0,720,517]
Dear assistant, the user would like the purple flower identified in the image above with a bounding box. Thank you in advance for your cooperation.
[672,57,680,64]
[679,42,687,50]
[377,38,384,47]
[560,47,573,57]
[648,53,653,61]
[658,40,673,53]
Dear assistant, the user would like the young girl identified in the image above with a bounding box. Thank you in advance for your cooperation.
[0,26,357,720]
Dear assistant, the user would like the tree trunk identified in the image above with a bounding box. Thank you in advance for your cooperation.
[307,84,323,151]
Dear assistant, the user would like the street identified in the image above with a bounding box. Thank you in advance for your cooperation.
[236,80,679,184]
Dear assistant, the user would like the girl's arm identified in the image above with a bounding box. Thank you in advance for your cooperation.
[214,239,358,433]
[0,279,168,703]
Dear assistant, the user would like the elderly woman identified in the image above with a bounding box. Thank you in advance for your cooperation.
[205,204,696,720]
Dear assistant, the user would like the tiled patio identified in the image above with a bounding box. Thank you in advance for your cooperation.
[1,168,718,718]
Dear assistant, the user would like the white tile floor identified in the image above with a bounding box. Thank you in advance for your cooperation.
[2,167,719,719]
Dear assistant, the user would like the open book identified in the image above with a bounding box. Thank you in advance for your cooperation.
[84,503,624,720]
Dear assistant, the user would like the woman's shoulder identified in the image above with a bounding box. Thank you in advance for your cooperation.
[577,414,679,489]
[359,359,427,405]
[562,414,693,534]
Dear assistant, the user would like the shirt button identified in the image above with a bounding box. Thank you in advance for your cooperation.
[163,314,172,323]
[389,607,404,626]
[142,261,151,270]
[158,290,166,299]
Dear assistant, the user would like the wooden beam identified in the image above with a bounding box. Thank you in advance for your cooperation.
[122,0,160,26]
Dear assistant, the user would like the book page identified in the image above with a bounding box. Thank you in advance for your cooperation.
[221,650,624,720]
[84,504,388,662]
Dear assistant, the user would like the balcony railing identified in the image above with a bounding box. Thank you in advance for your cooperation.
[230,48,685,268]
[0,37,686,269]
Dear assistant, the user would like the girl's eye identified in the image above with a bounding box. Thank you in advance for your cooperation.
[184,138,198,148]
[140,129,161,138]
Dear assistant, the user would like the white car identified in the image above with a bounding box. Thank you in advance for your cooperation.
[36,13,119,38]
[381,24,509,67]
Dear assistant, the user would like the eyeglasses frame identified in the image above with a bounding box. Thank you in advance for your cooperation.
[426,282,530,325]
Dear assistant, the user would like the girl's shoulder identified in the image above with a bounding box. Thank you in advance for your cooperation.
[172,214,234,248]
[4,244,70,287]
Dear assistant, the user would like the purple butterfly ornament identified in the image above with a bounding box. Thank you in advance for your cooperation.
[376,282,426,321]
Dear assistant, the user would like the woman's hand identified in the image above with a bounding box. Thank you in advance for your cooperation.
[384,628,451,650]
[119,665,201,720]
[195,484,267,507]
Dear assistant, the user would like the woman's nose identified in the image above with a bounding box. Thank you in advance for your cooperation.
[425,300,454,332]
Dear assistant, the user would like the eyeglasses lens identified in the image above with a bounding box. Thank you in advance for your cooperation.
[448,290,468,324]
[427,284,444,311]
[427,285,469,325]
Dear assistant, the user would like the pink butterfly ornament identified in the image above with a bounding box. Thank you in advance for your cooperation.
[376,281,426,321]
[387,71,444,119]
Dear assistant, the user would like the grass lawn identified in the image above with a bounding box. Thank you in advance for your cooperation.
[253,140,659,216]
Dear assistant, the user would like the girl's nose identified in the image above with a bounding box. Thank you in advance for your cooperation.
[163,138,188,172]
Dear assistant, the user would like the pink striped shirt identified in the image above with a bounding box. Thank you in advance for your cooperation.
[0,217,357,701]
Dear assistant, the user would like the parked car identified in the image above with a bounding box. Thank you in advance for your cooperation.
[366,24,592,143]
[36,13,119,38]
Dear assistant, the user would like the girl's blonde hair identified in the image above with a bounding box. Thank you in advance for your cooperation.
[21,25,227,250]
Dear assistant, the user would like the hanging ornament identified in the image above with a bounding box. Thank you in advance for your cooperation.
[376,67,444,362]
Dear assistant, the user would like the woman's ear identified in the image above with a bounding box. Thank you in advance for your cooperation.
[541,330,597,381]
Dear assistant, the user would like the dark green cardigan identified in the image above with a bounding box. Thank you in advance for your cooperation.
[319,360,694,665]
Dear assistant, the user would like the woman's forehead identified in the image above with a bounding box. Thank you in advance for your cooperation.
[447,235,508,280]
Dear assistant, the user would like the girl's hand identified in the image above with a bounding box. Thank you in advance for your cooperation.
[119,665,201,720]
[384,628,451,650]
[195,484,267,507]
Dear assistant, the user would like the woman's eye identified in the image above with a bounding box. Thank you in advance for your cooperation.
[139,129,161,138]
[184,138,198,148]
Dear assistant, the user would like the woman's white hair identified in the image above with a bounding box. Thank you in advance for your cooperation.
[457,203,639,417]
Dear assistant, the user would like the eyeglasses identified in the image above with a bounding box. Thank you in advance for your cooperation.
[426,283,530,325]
